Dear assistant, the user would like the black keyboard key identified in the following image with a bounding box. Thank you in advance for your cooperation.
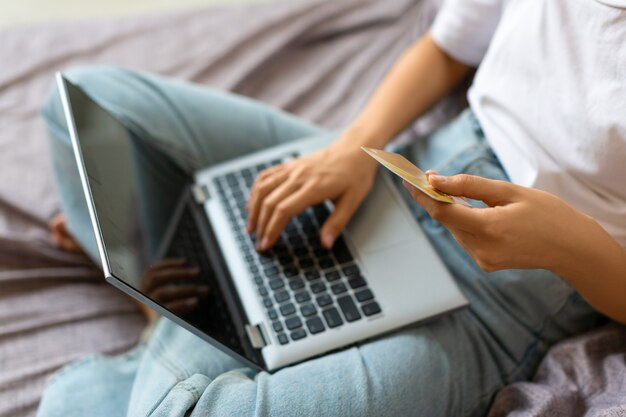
[313,204,330,224]
[316,294,332,307]
[355,289,373,303]
[310,282,326,294]
[342,264,360,276]
[325,271,341,282]
[268,309,278,320]
[293,246,308,257]
[285,316,302,330]
[362,301,381,316]
[263,297,273,308]
[290,328,307,341]
[272,321,283,332]
[323,307,343,328]
[337,296,361,322]
[283,266,299,277]
[278,255,293,266]
[277,333,289,345]
[300,303,317,317]
[264,266,279,277]
[348,275,367,289]
[280,303,296,316]
[294,291,311,304]
[331,282,348,295]
[269,279,285,290]
[304,270,321,281]
[318,257,334,269]
[306,317,325,335]
[299,258,315,269]
[274,290,290,303]
[259,255,274,265]
[331,236,353,264]
[253,273,263,285]
[289,278,305,290]
[258,286,268,296]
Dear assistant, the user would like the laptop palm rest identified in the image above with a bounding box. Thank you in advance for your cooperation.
[347,174,417,254]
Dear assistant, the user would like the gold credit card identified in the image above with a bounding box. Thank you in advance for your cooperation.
[361,147,470,206]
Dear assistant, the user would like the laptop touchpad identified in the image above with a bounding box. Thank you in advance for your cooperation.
[346,174,418,254]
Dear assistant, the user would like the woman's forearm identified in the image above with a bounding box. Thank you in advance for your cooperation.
[338,33,470,149]
[554,216,626,324]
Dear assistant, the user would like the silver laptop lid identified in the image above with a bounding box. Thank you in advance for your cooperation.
[56,74,265,370]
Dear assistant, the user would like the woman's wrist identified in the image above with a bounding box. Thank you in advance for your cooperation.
[337,123,391,150]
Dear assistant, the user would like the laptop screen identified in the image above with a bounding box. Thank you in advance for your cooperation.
[62,77,259,367]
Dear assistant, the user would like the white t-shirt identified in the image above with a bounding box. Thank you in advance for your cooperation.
[431,0,626,248]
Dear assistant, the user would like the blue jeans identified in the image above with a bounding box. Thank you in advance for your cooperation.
[38,67,599,417]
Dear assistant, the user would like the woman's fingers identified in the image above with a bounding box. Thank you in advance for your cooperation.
[403,180,484,233]
[247,167,287,232]
[255,179,303,248]
[428,173,515,206]
[259,184,321,250]
[320,186,369,249]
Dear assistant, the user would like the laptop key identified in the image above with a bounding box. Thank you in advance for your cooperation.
[348,275,367,289]
[362,301,382,316]
[337,296,361,322]
[299,258,315,269]
[283,266,299,277]
[325,271,341,282]
[285,316,302,330]
[331,236,353,264]
[300,303,317,317]
[290,328,307,341]
[268,309,278,320]
[278,333,289,345]
[342,264,360,276]
[258,285,268,297]
[280,302,296,316]
[289,278,305,290]
[316,294,333,307]
[273,321,283,332]
[331,282,347,295]
[304,270,321,281]
[318,257,334,269]
[322,307,343,328]
[294,291,311,304]
[306,317,325,335]
[264,266,279,277]
[274,290,290,303]
[355,289,373,303]
[310,282,326,294]
[269,279,284,290]
[263,297,273,308]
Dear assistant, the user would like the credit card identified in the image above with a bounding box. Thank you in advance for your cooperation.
[361,147,470,206]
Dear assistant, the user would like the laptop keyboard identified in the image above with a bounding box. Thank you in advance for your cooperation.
[166,206,243,352]
[213,159,382,346]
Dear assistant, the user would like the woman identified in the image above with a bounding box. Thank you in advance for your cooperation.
[39,0,625,416]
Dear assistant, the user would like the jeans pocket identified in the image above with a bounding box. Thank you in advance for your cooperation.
[147,374,211,417]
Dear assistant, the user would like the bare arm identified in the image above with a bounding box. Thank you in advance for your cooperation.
[405,173,626,324]
[338,33,470,149]
[247,33,470,249]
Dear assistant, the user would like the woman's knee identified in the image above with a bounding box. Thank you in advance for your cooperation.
[41,66,129,142]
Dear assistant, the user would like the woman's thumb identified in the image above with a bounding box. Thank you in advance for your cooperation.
[428,173,512,206]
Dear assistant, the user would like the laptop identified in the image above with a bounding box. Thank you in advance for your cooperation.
[56,73,467,371]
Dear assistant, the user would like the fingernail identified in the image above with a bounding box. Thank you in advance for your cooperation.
[429,174,446,183]
[246,222,253,233]
[259,237,269,251]
[322,232,335,249]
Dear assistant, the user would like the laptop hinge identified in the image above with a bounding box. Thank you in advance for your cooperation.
[245,323,268,349]
[191,184,211,204]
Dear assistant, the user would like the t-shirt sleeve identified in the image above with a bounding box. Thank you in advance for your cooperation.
[430,0,503,66]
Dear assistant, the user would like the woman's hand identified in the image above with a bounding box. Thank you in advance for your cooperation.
[247,139,378,251]
[403,173,596,273]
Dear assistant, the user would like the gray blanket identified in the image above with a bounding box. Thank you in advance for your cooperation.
[0,0,624,416]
